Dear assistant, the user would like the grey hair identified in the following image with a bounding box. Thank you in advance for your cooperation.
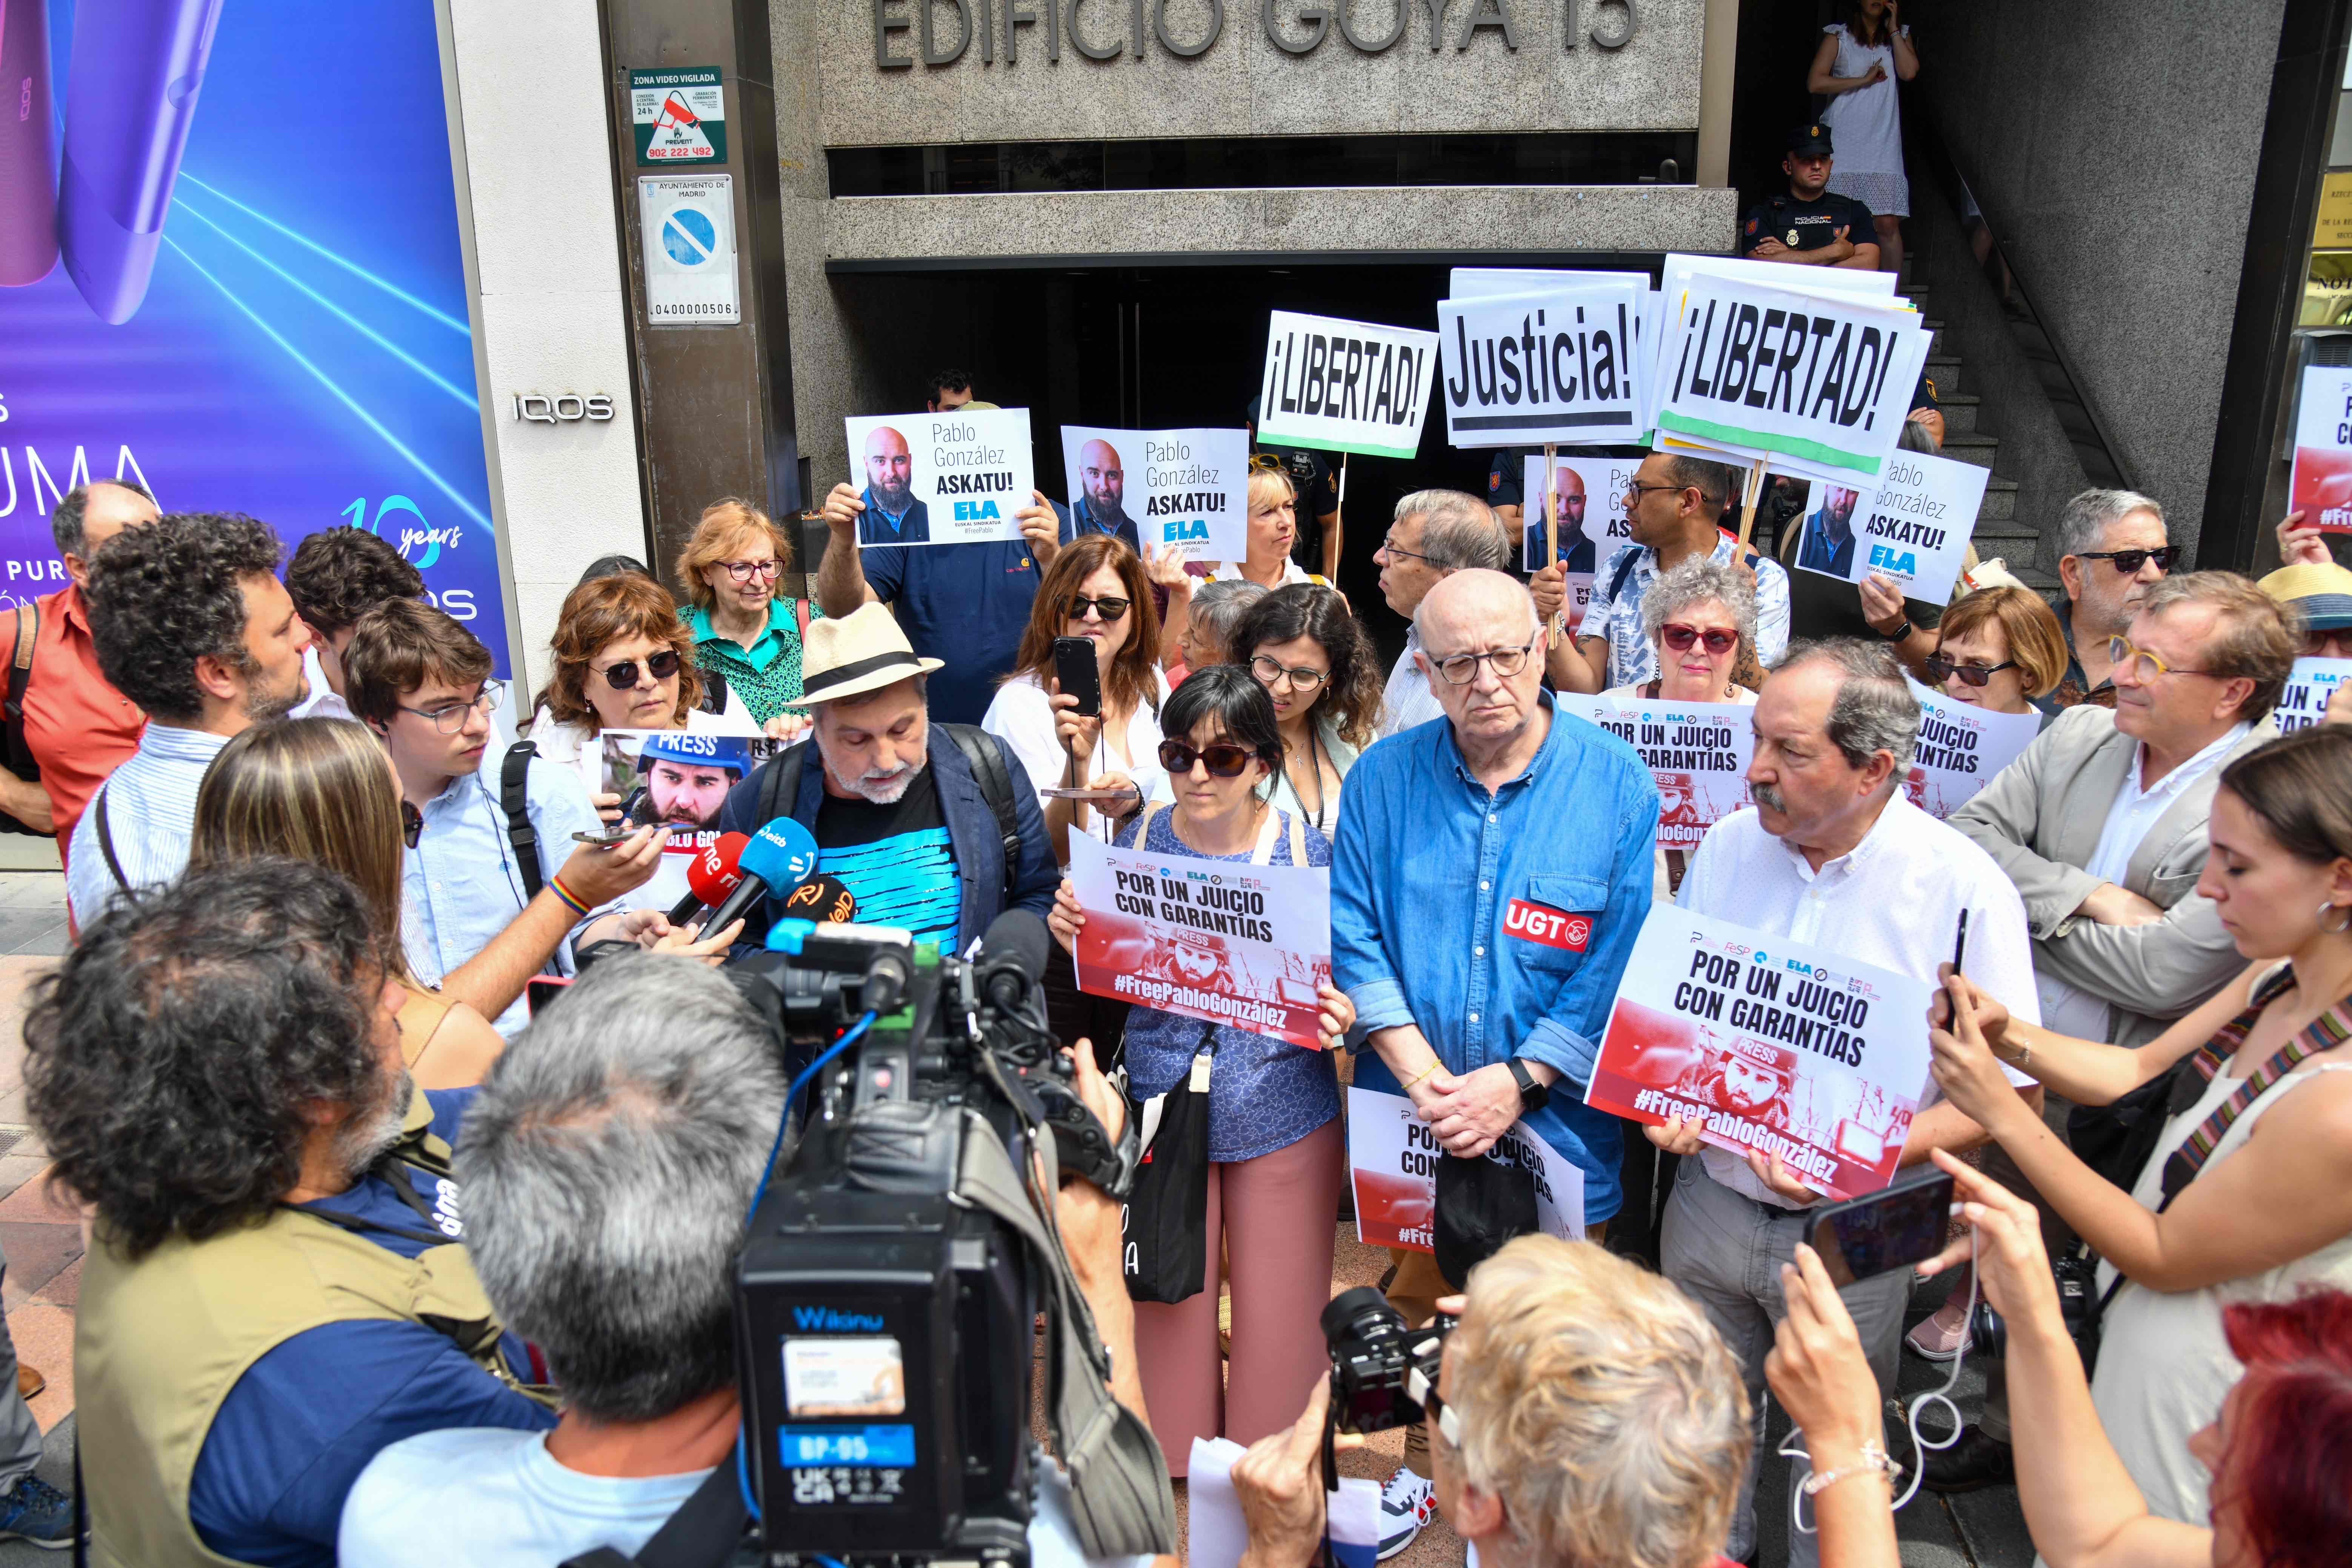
[1773,637,1922,776]
[456,953,786,1422]
[1898,418,1940,455]
[1394,489,1513,573]
[1186,579,1269,665]
[2054,488,2166,563]
[1641,558,1757,653]
[52,479,154,558]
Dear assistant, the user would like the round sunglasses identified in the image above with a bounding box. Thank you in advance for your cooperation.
[592,648,682,691]
[1157,738,1258,778]
[1661,623,1738,655]
[1925,654,2020,688]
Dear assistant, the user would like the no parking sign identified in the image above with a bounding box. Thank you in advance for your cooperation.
[637,175,739,326]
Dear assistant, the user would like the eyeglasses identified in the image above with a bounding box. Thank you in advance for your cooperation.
[2107,635,2223,684]
[399,680,505,734]
[592,649,682,691]
[1661,623,1739,656]
[1250,653,1329,691]
[2075,546,2181,575]
[400,800,423,850]
[1378,534,1440,568]
[1623,479,1687,503]
[1924,654,2020,688]
[1157,739,1259,778]
[1065,594,1131,624]
[1432,637,1539,685]
[720,559,781,582]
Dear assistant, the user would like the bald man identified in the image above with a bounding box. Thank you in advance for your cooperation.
[1064,438,1141,552]
[1520,465,1595,575]
[858,426,930,545]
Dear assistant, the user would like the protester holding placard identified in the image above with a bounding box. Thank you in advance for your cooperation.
[675,496,823,730]
[1545,452,1791,695]
[1046,666,1352,1474]
[1372,491,1515,739]
[1925,585,2068,719]
[1650,639,2041,1568]
[2049,488,2177,710]
[1234,585,1380,834]
[1331,570,1658,1556]
[1926,724,2352,1528]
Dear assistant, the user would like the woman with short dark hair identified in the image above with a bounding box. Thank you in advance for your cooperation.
[1232,584,1380,832]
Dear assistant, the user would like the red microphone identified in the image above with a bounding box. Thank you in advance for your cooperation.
[668,831,751,925]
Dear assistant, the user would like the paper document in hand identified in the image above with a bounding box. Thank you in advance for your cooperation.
[1345,1087,1584,1252]
[1586,905,1934,1200]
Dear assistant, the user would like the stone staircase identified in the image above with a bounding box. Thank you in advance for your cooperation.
[1899,262,2054,590]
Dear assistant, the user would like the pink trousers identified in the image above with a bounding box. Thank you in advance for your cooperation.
[1132,1117,1343,1476]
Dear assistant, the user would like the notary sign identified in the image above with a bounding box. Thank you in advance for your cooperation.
[1059,426,1249,559]
[1257,311,1439,460]
[1657,275,1930,485]
[1554,695,1754,851]
[1437,280,1643,448]
[1790,452,1988,605]
[843,409,1036,547]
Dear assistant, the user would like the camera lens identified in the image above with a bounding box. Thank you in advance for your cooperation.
[1320,1285,1397,1343]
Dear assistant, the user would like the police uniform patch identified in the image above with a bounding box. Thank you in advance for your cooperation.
[1787,230,1800,247]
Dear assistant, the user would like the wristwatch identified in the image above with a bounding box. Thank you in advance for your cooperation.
[1874,617,1915,642]
[1506,1059,1549,1114]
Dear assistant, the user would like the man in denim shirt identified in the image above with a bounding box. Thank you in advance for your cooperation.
[1332,569,1659,1556]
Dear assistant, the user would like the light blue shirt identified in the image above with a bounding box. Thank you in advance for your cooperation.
[66,723,229,929]
[402,745,609,1035]
[338,1426,1151,1568]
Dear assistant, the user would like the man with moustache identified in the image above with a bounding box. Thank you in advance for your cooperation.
[1796,485,1862,577]
[857,425,931,546]
[1520,465,1597,575]
[636,732,744,831]
[1065,437,1143,552]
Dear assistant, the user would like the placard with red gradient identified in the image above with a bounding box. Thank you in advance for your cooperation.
[1553,694,1755,850]
[1066,834,1332,1051]
[1344,1088,1584,1252]
[1584,906,1934,1200]
[2291,365,2352,534]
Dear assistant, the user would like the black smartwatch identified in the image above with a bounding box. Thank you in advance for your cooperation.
[1875,617,1915,642]
[1506,1058,1549,1114]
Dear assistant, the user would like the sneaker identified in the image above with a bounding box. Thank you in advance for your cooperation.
[0,1475,74,1549]
[1377,1468,1436,1560]
[1904,1304,1971,1362]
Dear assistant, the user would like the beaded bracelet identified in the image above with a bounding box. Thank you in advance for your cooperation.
[547,875,594,918]
[1800,1440,1901,1497]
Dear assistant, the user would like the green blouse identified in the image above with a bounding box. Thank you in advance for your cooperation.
[685,598,823,724]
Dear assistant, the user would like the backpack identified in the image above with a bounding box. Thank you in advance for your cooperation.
[754,723,1022,899]
[498,741,550,900]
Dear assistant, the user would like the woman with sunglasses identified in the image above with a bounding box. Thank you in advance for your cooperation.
[1606,558,1759,709]
[675,496,821,734]
[528,574,758,780]
[1047,665,1356,1471]
[1924,585,2069,719]
[984,534,1171,867]
[1231,584,1381,832]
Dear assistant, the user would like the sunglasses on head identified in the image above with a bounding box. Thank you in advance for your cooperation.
[1157,739,1258,778]
[1661,623,1738,656]
[1066,594,1131,623]
[2076,546,2181,574]
[1924,654,2019,688]
[592,649,681,691]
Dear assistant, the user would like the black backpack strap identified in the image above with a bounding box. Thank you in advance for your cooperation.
[556,1456,751,1568]
[94,786,130,892]
[500,741,545,901]
[940,722,1021,898]
[756,738,806,826]
[699,665,731,717]
[6,599,39,724]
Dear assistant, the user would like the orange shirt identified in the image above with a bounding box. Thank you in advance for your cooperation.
[20,585,145,856]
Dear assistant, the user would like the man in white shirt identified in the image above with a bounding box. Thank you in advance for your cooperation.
[1369,490,1514,738]
[1653,639,2043,1568]
[68,514,311,926]
[285,526,425,722]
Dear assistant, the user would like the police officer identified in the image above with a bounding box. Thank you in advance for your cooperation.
[1741,123,1882,271]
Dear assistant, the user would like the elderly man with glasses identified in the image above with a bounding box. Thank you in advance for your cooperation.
[1369,489,1516,738]
[2047,488,2182,709]
[346,599,667,1036]
[1332,568,1660,1557]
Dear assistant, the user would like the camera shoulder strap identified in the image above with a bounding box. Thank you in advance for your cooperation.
[955,1108,1177,1560]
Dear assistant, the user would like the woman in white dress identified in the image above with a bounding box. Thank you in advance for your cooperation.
[1928,725,2352,1527]
[1807,0,1920,274]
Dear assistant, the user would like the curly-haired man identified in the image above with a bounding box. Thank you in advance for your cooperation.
[67,513,310,926]
[27,860,557,1568]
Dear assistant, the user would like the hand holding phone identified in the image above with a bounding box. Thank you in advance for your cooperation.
[1053,636,1103,719]
[1805,1171,1957,1288]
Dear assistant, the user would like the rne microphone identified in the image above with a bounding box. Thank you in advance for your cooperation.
[668,832,751,926]
[701,817,821,939]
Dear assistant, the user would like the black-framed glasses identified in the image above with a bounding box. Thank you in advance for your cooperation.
[1661,623,1739,656]
[720,559,781,582]
[592,649,681,691]
[400,800,424,850]
[1066,594,1131,623]
[1378,534,1439,568]
[1250,653,1329,691]
[1157,739,1258,778]
[2075,546,2181,574]
[399,679,505,734]
[2107,635,2223,683]
[1432,637,1539,685]
[1623,479,1687,503]
[1925,654,2020,688]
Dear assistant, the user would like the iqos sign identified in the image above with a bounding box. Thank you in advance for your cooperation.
[511,393,617,425]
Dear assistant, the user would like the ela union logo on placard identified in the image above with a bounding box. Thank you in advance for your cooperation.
[1504,900,1591,952]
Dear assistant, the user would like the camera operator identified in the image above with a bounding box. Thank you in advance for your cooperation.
[1229,1237,1751,1568]
[26,861,559,1568]
[1767,1152,2352,1568]
[338,952,1163,1568]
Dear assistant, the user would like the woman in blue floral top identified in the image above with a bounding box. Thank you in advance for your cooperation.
[675,497,821,733]
[1047,665,1354,1473]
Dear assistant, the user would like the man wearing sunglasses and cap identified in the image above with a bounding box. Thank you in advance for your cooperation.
[717,603,1058,951]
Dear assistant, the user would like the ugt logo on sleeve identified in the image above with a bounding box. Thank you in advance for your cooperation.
[1504,899,1592,952]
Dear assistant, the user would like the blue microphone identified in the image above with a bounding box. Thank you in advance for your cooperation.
[701,817,819,938]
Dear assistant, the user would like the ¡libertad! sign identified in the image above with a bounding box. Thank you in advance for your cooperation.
[871,0,1639,68]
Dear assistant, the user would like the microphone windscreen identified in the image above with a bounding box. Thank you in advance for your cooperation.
[686,832,751,907]
[781,873,858,926]
[738,816,820,891]
[980,907,1052,988]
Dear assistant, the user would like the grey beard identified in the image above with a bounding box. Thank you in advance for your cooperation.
[335,1067,415,1180]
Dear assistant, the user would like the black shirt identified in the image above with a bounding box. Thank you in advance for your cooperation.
[1486,448,1532,512]
[1740,191,1877,261]
[811,764,961,951]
